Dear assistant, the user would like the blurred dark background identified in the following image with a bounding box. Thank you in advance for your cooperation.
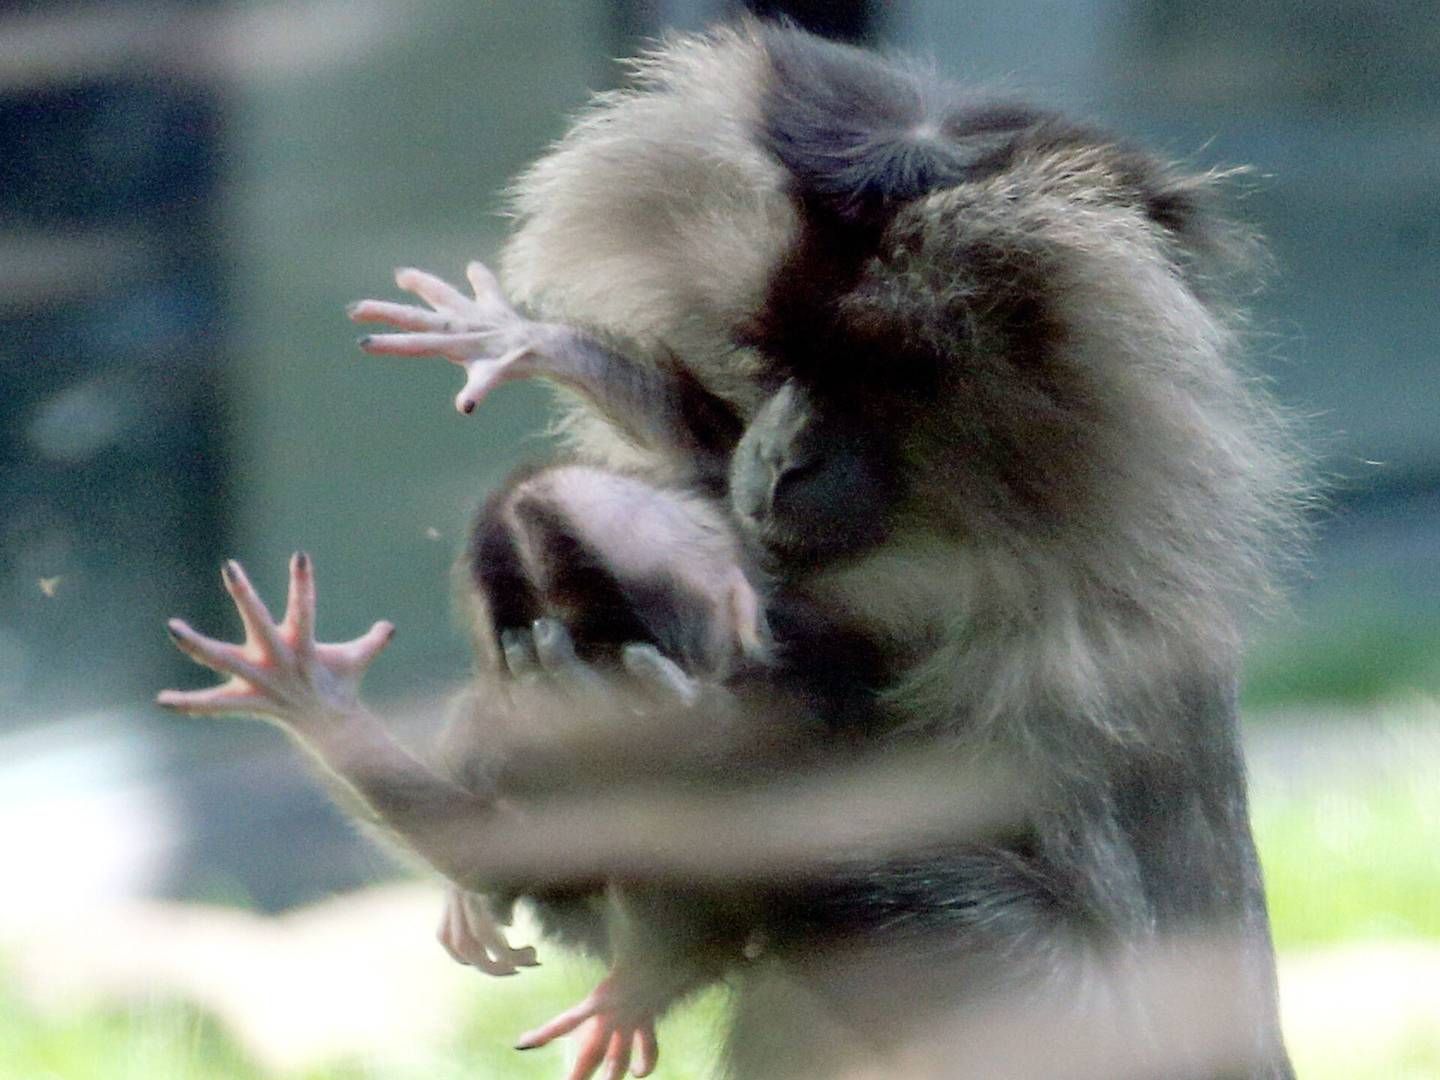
[1,0,1436,913]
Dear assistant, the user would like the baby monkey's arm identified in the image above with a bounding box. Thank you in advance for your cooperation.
[349,264,739,480]
[158,554,504,889]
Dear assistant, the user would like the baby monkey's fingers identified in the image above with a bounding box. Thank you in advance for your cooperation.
[358,330,496,364]
[436,887,539,976]
[347,299,459,333]
[623,644,699,707]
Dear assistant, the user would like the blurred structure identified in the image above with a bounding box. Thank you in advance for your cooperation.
[0,0,1436,912]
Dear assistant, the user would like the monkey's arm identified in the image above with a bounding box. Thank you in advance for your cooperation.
[349,264,738,479]
[158,554,511,889]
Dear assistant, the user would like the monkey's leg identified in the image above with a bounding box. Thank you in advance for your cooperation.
[158,554,504,888]
[502,621,741,1080]
[349,264,738,474]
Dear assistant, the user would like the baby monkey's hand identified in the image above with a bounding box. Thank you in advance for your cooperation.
[437,886,540,977]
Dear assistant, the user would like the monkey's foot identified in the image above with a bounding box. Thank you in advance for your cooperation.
[349,263,546,415]
[157,554,394,732]
[516,975,660,1080]
[437,887,539,976]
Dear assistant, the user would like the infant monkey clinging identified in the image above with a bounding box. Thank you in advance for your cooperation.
[164,19,1303,1080]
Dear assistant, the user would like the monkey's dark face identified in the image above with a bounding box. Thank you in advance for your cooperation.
[730,381,899,563]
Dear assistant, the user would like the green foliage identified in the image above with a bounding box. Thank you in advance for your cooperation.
[1257,750,1440,949]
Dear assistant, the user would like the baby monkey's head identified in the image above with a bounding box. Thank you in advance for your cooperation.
[467,464,770,677]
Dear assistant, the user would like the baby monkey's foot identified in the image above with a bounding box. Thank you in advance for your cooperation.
[349,262,551,415]
[437,887,539,976]
[516,974,660,1080]
[158,554,393,733]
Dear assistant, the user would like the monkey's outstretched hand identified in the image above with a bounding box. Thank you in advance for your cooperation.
[349,262,554,417]
[158,553,394,731]
[516,973,661,1080]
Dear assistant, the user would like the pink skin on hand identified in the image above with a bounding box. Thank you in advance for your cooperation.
[157,553,393,729]
[437,886,539,977]
[517,974,660,1080]
[348,263,541,416]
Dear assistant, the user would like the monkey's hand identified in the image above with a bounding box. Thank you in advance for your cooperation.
[157,553,394,735]
[516,973,662,1080]
[437,886,539,976]
[350,263,554,416]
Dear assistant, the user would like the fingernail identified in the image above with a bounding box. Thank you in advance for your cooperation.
[221,561,235,582]
[344,301,360,317]
[166,622,183,642]
[357,335,372,347]
[462,399,475,414]
[295,551,310,571]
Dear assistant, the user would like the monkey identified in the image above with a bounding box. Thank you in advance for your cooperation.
[165,20,1305,1080]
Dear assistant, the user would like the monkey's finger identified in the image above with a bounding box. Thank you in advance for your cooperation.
[156,679,264,718]
[564,1019,611,1080]
[600,1028,632,1080]
[347,299,464,333]
[466,260,502,298]
[459,892,541,967]
[436,894,471,965]
[508,943,541,967]
[515,995,600,1050]
[281,551,316,652]
[456,349,530,415]
[317,620,395,677]
[632,1026,658,1077]
[394,266,470,312]
[533,618,582,673]
[166,619,267,687]
[359,330,496,364]
[501,629,539,680]
[437,895,517,974]
[622,644,699,707]
[220,561,286,658]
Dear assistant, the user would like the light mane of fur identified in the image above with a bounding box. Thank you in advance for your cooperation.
[501,25,793,475]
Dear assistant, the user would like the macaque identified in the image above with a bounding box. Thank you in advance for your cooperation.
[166,20,1304,1080]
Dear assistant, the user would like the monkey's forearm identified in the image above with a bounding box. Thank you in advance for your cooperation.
[293,705,507,889]
[527,323,738,477]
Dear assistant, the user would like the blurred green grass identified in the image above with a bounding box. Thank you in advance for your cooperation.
[4,760,1437,1080]
[0,953,729,1080]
